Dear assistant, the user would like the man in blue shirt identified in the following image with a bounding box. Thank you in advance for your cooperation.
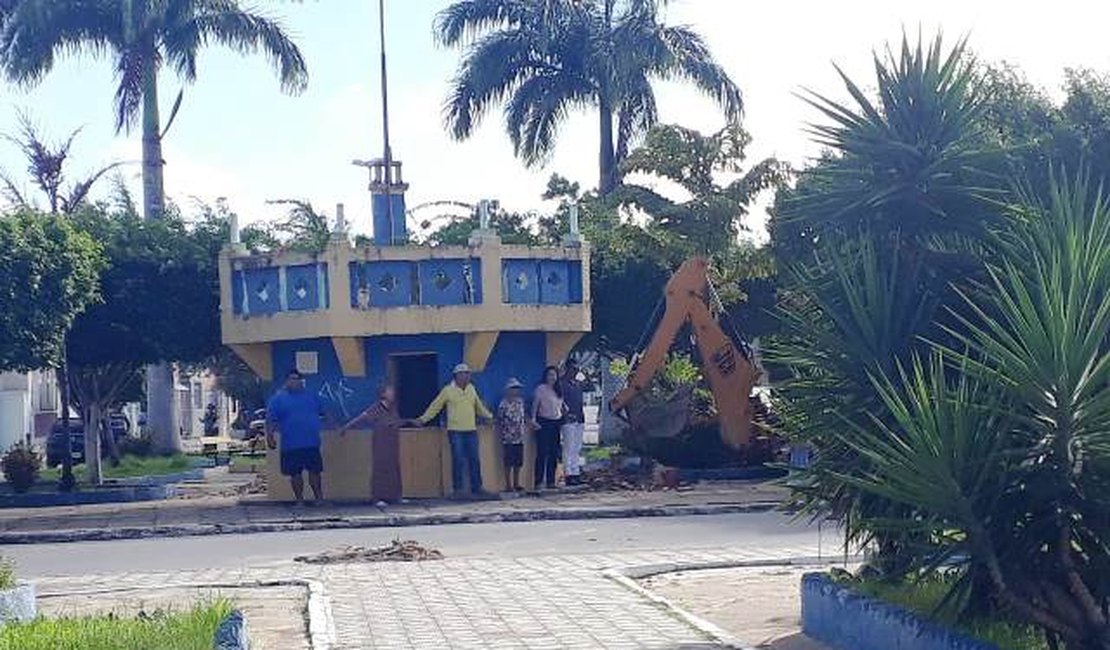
[266,370,328,503]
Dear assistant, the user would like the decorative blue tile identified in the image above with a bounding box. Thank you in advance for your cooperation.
[539,260,570,305]
[285,264,324,311]
[503,259,540,304]
[350,261,415,309]
[418,259,479,306]
[238,267,281,316]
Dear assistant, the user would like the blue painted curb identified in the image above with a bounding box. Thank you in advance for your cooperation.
[678,466,787,482]
[106,468,205,487]
[0,584,35,625]
[0,484,177,508]
[801,573,1002,650]
[213,609,250,649]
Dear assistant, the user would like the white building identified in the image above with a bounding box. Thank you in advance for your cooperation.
[0,370,60,451]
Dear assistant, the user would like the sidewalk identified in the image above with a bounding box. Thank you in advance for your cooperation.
[0,478,787,544]
[30,545,829,649]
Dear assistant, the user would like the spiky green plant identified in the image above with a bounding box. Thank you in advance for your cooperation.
[808,173,1110,649]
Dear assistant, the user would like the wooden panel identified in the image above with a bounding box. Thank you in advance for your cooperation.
[264,425,557,500]
[400,427,446,498]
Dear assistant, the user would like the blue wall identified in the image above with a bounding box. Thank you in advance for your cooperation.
[234,264,328,316]
[350,259,482,309]
[272,338,374,422]
[372,193,407,247]
[502,259,583,305]
[268,331,548,424]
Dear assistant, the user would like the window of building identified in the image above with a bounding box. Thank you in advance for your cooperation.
[389,353,439,420]
[35,373,58,413]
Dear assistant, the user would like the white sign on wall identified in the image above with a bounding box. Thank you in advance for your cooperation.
[295,351,319,375]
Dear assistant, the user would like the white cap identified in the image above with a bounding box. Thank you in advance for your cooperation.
[453,363,472,375]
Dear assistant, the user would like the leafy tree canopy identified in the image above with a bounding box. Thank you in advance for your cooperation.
[0,209,103,372]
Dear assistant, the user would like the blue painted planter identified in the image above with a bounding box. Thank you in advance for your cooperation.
[0,584,35,625]
[213,609,250,649]
[107,468,205,487]
[0,484,176,508]
[801,573,1002,650]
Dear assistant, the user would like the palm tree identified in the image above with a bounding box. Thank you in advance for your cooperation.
[436,0,741,195]
[0,0,308,221]
[0,0,307,454]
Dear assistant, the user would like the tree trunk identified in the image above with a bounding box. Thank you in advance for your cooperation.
[598,100,618,196]
[141,60,165,221]
[83,402,103,486]
[139,58,180,453]
[54,360,75,492]
[146,364,181,454]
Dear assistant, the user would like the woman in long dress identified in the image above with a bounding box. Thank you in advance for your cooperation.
[340,384,404,504]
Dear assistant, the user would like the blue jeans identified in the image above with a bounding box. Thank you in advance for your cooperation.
[448,430,483,494]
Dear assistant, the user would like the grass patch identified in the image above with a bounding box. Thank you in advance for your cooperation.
[847,575,1047,650]
[0,599,232,650]
[585,444,620,463]
[0,558,14,590]
[40,454,196,482]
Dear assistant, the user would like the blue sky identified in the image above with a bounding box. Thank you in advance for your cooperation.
[1,0,1108,241]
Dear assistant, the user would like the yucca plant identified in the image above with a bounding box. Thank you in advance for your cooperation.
[821,173,1110,649]
[784,34,998,243]
[770,235,939,569]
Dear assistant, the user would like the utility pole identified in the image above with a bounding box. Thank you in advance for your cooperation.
[378,0,395,244]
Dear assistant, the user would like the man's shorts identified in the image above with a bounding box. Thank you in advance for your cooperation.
[502,442,524,468]
[280,447,323,476]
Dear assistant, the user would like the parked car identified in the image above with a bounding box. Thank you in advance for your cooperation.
[45,413,131,467]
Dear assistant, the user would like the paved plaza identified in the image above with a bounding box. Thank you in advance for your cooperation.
[25,525,828,649]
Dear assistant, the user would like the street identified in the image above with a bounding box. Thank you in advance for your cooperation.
[7,512,835,577]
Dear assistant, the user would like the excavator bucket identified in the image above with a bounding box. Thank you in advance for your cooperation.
[623,385,693,440]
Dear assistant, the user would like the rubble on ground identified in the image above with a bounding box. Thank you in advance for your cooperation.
[294,539,444,564]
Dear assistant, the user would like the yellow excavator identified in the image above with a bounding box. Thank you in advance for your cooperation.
[609,257,761,449]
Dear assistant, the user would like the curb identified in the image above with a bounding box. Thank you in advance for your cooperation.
[605,556,866,650]
[0,484,177,509]
[36,579,335,650]
[604,569,755,649]
[0,501,779,545]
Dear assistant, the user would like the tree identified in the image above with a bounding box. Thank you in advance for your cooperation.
[436,0,741,194]
[0,0,308,221]
[0,210,102,373]
[768,33,1001,584]
[1,0,308,453]
[264,199,332,253]
[66,207,222,483]
[0,114,122,215]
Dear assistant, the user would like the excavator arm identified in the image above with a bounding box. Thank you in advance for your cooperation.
[609,258,759,449]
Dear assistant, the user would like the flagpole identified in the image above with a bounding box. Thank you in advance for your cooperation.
[378,0,395,244]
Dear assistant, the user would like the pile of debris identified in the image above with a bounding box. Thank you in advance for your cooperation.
[294,539,444,565]
[582,465,689,492]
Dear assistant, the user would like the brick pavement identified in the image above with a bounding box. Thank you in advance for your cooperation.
[30,544,822,649]
[0,480,787,544]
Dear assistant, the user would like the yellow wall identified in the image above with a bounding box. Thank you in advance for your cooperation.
[265,426,546,500]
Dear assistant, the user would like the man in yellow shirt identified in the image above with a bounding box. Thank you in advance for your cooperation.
[416,363,494,497]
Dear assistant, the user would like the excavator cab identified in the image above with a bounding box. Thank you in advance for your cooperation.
[609,258,761,449]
